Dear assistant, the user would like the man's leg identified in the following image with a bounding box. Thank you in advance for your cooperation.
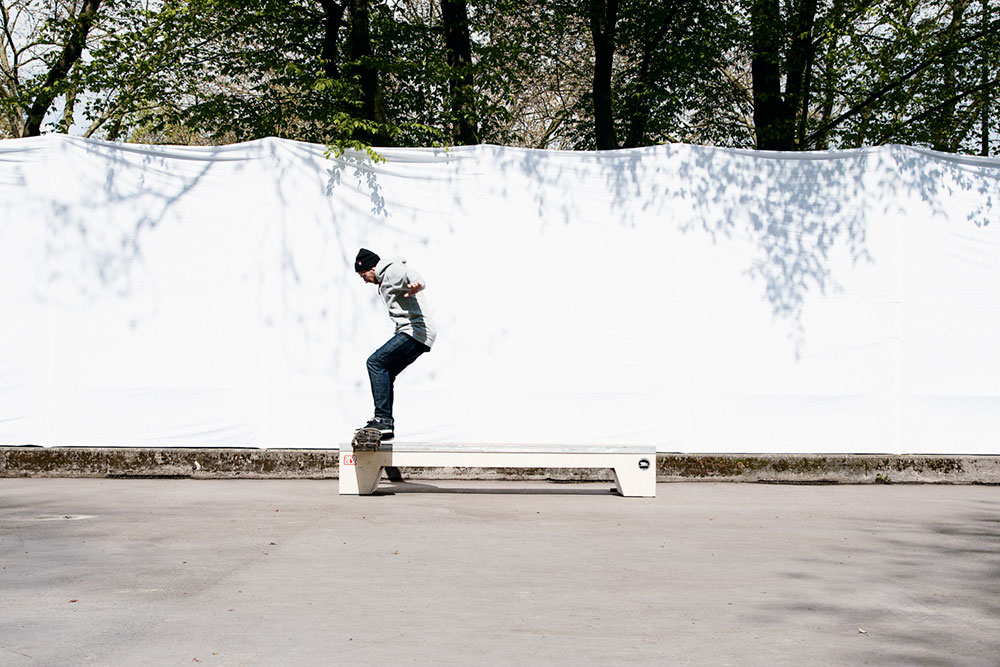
[366,333,429,428]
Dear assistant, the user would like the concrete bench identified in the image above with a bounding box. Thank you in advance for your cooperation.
[339,443,657,497]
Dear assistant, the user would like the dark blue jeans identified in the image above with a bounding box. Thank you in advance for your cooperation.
[367,333,430,426]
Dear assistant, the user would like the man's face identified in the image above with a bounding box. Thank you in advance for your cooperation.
[358,267,377,284]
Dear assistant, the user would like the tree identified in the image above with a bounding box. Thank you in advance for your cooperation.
[588,0,619,149]
[467,1,591,148]
[81,0,486,148]
[1,0,116,138]
[441,0,478,144]
[346,0,390,144]
[743,0,1000,151]
[3,0,997,157]
[750,0,817,150]
[613,0,736,148]
[78,0,410,148]
[980,0,993,155]
[530,0,736,150]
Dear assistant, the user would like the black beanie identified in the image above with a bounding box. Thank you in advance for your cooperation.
[355,248,380,273]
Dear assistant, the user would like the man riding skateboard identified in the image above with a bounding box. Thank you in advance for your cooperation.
[353,248,436,445]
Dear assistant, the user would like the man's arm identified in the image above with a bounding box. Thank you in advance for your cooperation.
[383,264,426,297]
[404,266,426,296]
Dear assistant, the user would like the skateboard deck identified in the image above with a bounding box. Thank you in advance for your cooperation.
[351,427,383,451]
[349,428,403,480]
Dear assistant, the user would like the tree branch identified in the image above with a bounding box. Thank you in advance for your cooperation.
[23,0,103,136]
[874,75,1000,145]
[804,18,1000,146]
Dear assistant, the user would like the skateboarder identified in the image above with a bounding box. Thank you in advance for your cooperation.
[354,248,436,440]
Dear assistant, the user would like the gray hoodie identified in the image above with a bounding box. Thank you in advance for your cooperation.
[375,257,436,348]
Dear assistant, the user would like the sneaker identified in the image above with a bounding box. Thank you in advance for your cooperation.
[358,419,394,440]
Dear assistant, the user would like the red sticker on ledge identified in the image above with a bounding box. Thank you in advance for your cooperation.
[343,454,356,466]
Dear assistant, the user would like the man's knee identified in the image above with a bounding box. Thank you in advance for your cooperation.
[366,352,385,374]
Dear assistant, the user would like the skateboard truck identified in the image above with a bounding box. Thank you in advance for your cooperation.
[351,427,383,451]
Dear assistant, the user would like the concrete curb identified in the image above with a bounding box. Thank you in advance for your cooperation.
[2,448,998,484]
[655,454,1000,484]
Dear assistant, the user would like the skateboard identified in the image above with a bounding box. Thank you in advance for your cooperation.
[349,428,404,481]
[351,427,383,451]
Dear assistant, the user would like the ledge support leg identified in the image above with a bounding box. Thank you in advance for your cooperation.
[339,451,390,495]
[612,456,656,497]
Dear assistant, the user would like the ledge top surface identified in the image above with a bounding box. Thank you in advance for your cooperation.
[348,442,657,455]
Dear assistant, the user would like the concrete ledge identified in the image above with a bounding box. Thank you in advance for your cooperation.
[0,447,341,479]
[655,454,1000,484]
[2,448,999,483]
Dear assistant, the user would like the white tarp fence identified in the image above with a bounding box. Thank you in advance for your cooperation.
[1,135,998,453]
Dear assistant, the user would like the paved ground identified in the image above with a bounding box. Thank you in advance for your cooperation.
[1,479,998,666]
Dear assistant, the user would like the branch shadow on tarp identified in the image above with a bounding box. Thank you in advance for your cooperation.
[34,137,398,382]
[897,146,999,230]
[326,150,388,218]
[497,143,999,358]
[669,145,998,356]
[261,140,402,381]
[494,144,880,357]
[28,137,999,375]
[677,147,878,355]
[39,138,230,319]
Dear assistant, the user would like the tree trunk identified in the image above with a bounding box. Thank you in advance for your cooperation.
[0,4,23,136]
[589,0,619,150]
[750,0,791,150]
[935,1,969,152]
[441,0,478,145]
[785,0,817,147]
[319,0,348,79]
[813,0,847,150]
[622,56,649,149]
[60,89,77,133]
[347,0,388,144]
[23,0,103,137]
[984,0,992,156]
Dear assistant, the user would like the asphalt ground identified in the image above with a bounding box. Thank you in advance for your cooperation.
[1,479,998,666]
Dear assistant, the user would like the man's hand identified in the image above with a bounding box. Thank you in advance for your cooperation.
[405,282,424,297]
